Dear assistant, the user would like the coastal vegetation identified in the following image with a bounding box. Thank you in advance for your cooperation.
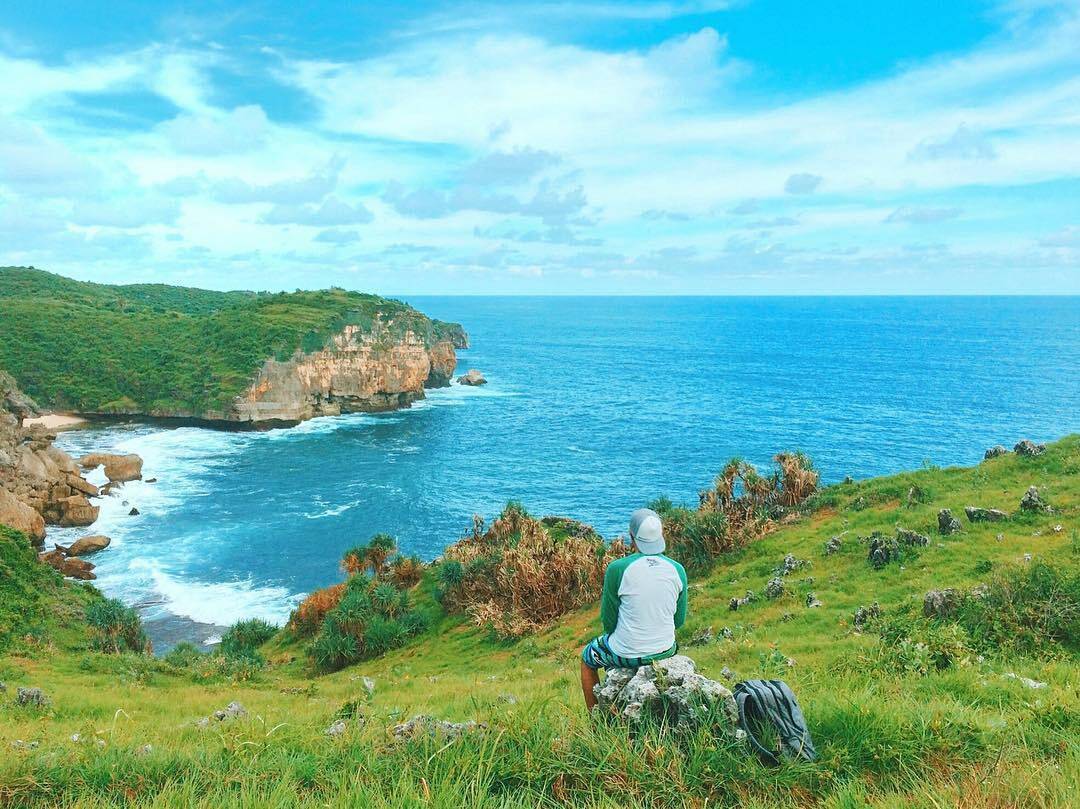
[0,267,465,417]
[0,437,1077,806]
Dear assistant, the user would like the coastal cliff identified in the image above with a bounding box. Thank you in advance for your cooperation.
[0,267,469,427]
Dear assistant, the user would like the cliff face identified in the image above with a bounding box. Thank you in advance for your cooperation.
[226,322,462,425]
[0,372,100,543]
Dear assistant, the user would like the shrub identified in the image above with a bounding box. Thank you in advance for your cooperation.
[363,615,407,657]
[390,555,424,588]
[85,598,150,654]
[310,618,360,672]
[289,583,346,636]
[371,582,404,617]
[162,641,203,668]
[219,618,277,658]
[440,502,628,638]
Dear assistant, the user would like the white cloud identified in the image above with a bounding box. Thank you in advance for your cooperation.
[908,125,997,161]
[884,206,962,224]
[157,105,270,155]
[784,173,823,195]
[259,196,374,226]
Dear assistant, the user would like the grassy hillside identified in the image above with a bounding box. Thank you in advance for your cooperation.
[0,438,1077,807]
[0,267,465,416]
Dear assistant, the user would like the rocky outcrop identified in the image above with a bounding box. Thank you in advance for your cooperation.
[984,445,1009,459]
[64,535,111,556]
[40,548,96,580]
[594,655,738,730]
[79,453,142,482]
[923,588,960,619]
[1,373,100,540]
[392,715,485,740]
[456,369,487,386]
[1014,439,1045,457]
[938,509,962,534]
[1019,486,1051,513]
[226,321,464,424]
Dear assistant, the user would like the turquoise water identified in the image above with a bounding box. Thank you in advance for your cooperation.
[52,296,1080,647]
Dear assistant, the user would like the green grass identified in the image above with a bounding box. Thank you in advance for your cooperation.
[0,267,465,416]
[0,437,1077,807]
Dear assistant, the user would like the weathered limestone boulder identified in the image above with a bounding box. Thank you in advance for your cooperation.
[56,494,99,527]
[79,453,143,483]
[728,590,755,611]
[594,655,738,730]
[456,368,487,386]
[66,473,99,497]
[984,445,1009,459]
[392,715,485,740]
[852,603,880,629]
[896,528,929,547]
[923,588,960,619]
[59,557,96,580]
[938,509,962,535]
[965,506,1008,523]
[1013,439,1045,457]
[16,687,49,707]
[66,535,111,556]
[823,535,843,555]
[0,488,46,543]
[764,577,785,599]
[867,533,900,569]
[1019,486,1051,513]
[196,701,247,728]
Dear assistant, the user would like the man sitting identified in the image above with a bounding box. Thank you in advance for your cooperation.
[581,508,688,710]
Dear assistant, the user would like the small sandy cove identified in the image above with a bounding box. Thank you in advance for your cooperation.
[23,413,87,431]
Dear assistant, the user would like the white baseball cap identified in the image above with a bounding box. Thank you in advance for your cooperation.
[629,508,665,554]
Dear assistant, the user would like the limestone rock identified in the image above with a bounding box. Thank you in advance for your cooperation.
[984,445,1009,459]
[1019,486,1051,513]
[16,687,49,707]
[728,590,755,611]
[79,453,143,483]
[0,487,46,543]
[965,506,1008,523]
[1013,439,1045,457]
[823,536,843,555]
[764,577,785,599]
[60,557,96,580]
[805,592,822,608]
[688,626,714,646]
[938,509,962,535]
[66,473,99,497]
[456,368,488,386]
[593,655,738,731]
[325,720,348,737]
[776,554,809,576]
[867,533,900,569]
[852,603,880,629]
[1003,672,1047,689]
[57,494,99,527]
[197,701,247,727]
[896,528,929,547]
[923,588,960,619]
[67,535,111,556]
[392,715,485,740]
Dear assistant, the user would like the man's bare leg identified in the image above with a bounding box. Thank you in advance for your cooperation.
[580,659,600,711]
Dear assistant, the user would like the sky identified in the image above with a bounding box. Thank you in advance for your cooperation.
[1,0,1079,295]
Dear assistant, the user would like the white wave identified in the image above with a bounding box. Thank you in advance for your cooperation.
[304,501,356,519]
[567,445,595,454]
[203,635,222,646]
[129,559,300,626]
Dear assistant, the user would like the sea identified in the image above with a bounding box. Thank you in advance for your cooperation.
[48,296,1080,650]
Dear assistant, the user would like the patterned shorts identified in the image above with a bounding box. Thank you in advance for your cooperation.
[581,634,677,671]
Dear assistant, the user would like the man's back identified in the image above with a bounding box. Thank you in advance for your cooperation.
[602,552,687,658]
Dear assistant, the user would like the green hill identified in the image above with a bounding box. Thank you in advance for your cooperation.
[0,438,1077,807]
[0,267,465,418]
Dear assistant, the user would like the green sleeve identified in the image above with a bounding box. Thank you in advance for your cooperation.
[673,562,688,629]
[600,559,625,634]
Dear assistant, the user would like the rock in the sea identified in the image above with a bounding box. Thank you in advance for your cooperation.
[392,715,485,740]
[66,535,111,556]
[984,445,1009,459]
[1013,439,1045,457]
[16,687,49,707]
[896,528,929,547]
[938,509,962,535]
[764,577,785,599]
[456,368,487,386]
[1019,486,1051,513]
[923,588,960,619]
[965,506,1008,523]
[593,655,738,730]
[128,507,140,516]
[79,452,143,483]
[0,488,46,543]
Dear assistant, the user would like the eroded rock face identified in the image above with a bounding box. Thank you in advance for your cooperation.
[0,488,45,543]
[230,323,460,423]
[594,655,738,730]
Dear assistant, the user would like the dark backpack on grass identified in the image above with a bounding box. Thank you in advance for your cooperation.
[733,679,817,766]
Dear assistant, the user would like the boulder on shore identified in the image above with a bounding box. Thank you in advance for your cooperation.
[0,488,46,543]
[984,445,1009,459]
[594,655,738,730]
[79,452,143,483]
[56,494,99,527]
[965,506,1008,523]
[456,369,487,386]
[59,556,95,580]
[66,534,111,556]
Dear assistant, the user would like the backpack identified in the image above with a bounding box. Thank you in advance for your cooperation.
[733,679,817,766]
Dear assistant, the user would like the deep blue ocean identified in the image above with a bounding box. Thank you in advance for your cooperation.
[51,296,1080,648]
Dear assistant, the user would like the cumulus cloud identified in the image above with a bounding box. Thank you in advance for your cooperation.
[157,105,270,155]
[908,125,997,161]
[727,199,760,215]
[641,209,691,221]
[384,178,587,224]
[0,117,98,195]
[461,147,561,186]
[211,157,345,204]
[259,196,374,226]
[884,206,962,224]
[784,173,822,194]
[1039,224,1080,247]
[313,228,361,245]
